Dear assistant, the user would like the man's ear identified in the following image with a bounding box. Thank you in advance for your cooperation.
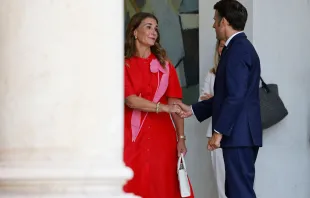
[222,17,229,26]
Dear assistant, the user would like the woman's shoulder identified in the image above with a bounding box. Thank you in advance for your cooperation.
[125,58,130,65]
[125,57,138,73]
[124,56,137,68]
[125,55,135,62]
[205,70,215,78]
[202,71,215,85]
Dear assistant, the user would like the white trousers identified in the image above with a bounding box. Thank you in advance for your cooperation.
[210,147,227,198]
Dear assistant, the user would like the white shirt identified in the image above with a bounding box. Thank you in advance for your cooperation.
[225,31,243,46]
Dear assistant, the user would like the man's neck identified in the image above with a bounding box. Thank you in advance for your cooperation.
[225,30,240,42]
[224,30,243,46]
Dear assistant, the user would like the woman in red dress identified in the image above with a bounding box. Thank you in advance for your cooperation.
[123,12,194,198]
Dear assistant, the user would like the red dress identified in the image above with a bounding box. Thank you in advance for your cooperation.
[123,53,194,198]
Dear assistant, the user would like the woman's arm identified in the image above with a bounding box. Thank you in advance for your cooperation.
[199,73,210,100]
[169,97,187,156]
[168,97,184,138]
[125,95,180,114]
[199,72,213,101]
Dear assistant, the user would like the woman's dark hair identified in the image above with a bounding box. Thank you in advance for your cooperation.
[125,12,167,68]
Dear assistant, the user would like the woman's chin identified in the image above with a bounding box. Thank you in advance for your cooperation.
[148,41,156,46]
[139,41,155,47]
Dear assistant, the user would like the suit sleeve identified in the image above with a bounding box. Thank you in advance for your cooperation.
[214,52,250,136]
[192,98,213,122]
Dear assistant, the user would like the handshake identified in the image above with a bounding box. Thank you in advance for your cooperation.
[163,101,193,118]
[164,100,222,151]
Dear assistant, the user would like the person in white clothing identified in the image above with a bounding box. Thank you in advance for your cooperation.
[199,39,227,198]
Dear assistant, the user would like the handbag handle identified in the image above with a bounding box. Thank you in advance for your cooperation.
[177,153,187,171]
[260,77,270,93]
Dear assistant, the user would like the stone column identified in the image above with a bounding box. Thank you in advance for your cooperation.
[0,1,136,197]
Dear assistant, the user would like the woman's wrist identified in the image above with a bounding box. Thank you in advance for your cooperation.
[155,102,160,113]
[159,103,169,113]
[178,135,186,141]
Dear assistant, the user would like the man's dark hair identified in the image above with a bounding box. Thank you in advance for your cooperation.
[214,0,247,31]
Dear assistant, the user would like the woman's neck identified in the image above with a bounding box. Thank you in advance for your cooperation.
[135,43,151,58]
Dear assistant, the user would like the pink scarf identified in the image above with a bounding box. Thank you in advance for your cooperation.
[131,59,170,142]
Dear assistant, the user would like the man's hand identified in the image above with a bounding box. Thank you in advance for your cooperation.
[207,132,223,151]
[173,101,193,118]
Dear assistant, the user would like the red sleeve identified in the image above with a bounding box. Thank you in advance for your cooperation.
[124,61,136,98]
[166,63,182,99]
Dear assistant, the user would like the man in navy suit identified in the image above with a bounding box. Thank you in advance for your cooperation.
[176,1,262,197]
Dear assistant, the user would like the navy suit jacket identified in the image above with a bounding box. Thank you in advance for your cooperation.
[193,33,262,147]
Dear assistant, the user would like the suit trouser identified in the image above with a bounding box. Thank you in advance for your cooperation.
[210,148,227,198]
[222,147,259,198]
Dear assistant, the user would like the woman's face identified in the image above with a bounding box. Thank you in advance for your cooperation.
[134,17,158,47]
[218,40,226,56]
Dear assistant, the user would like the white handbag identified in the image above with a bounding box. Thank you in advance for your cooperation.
[177,153,191,197]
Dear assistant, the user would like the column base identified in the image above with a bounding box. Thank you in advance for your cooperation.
[0,162,139,198]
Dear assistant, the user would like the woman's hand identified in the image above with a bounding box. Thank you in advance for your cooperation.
[177,139,187,157]
[200,93,213,101]
[161,104,183,114]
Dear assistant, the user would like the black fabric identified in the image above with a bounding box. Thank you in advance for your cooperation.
[259,77,288,129]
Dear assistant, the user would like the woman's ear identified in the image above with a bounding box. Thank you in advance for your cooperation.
[133,30,137,39]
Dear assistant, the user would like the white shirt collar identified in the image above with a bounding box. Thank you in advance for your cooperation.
[225,31,243,46]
